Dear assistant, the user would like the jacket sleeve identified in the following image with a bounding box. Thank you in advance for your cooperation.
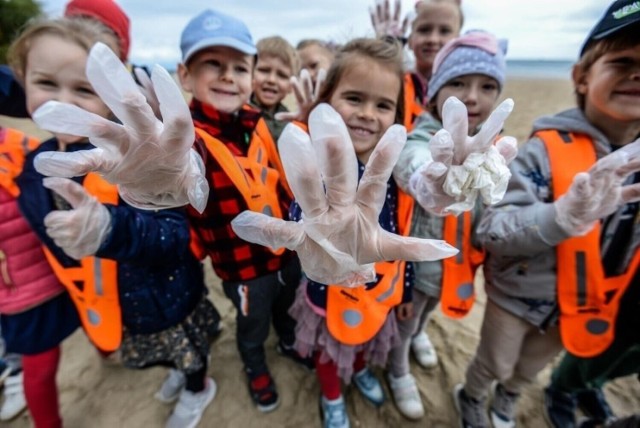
[96,205,192,265]
[475,136,572,256]
[393,114,435,193]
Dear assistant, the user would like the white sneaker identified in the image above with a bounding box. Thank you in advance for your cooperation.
[0,372,27,421]
[387,372,424,420]
[155,369,187,403]
[320,395,350,428]
[411,331,438,368]
[166,377,217,428]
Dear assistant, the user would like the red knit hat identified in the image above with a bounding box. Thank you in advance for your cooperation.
[64,0,130,61]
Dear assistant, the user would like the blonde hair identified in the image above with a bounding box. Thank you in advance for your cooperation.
[296,39,336,58]
[8,17,120,83]
[573,26,640,110]
[315,37,405,125]
[257,36,300,74]
[413,0,464,30]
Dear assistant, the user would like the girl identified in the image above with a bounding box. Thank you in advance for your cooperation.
[9,17,217,428]
[389,30,508,420]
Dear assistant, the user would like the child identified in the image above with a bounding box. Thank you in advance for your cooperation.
[250,36,299,141]
[542,2,640,427]
[404,0,463,129]
[176,9,312,412]
[454,2,640,427]
[388,30,507,420]
[9,17,217,428]
[296,39,335,86]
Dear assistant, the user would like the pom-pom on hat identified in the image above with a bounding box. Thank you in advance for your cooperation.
[427,30,507,101]
[180,9,256,64]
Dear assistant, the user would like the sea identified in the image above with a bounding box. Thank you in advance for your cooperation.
[506,59,574,80]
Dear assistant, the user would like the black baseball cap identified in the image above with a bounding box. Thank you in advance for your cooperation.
[580,0,640,56]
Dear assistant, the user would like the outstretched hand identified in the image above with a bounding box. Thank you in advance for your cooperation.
[274,68,327,123]
[232,104,458,286]
[369,0,409,39]
[409,97,518,215]
[32,43,208,213]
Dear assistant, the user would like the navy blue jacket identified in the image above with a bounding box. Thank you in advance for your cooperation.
[17,138,205,334]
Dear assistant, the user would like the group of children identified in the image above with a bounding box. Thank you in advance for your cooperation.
[0,0,639,427]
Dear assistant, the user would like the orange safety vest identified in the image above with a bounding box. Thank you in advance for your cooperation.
[326,189,415,345]
[253,118,293,199]
[403,73,425,132]
[0,128,39,197]
[539,129,640,357]
[41,173,121,352]
[440,212,485,318]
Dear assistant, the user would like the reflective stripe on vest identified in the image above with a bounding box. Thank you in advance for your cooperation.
[0,128,39,197]
[403,73,424,132]
[253,118,293,199]
[539,129,640,357]
[440,212,485,318]
[42,172,121,352]
[326,189,414,345]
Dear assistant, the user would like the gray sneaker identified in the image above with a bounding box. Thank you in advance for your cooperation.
[166,377,216,428]
[489,382,518,428]
[155,369,186,403]
[453,383,489,428]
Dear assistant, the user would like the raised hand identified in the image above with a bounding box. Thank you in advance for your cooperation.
[555,139,640,236]
[409,97,518,215]
[42,177,112,260]
[232,104,458,286]
[369,0,409,39]
[32,43,208,213]
[274,68,327,123]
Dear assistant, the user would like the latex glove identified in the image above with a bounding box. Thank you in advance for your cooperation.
[32,43,208,213]
[133,65,161,120]
[42,177,112,260]
[555,140,640,236]
[369,0,409,39]
[274,68,327,123]
[232,104,458,286]
[409,97,518,216]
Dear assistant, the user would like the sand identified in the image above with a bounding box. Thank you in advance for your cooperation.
[1,77,639,428]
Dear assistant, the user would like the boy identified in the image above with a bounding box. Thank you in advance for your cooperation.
[176,9,312,413]
[250,36,298,141]
[542,2,640,427]
[454,1,640,427]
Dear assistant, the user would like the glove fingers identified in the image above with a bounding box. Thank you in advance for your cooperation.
[292,71,308,106]
[279,124,329,217]
[42,177,90,209]
[34,149,110,178]
[357,125,406,212]
[473,98,514,151]
[378,231,459,262]
[308,104,358,207]
[301,69,314,103]
[274,111,296,122]
[621,183,640,204]
[314,68,327,100]
[393,0,401,21]
[441,97,469,156]
[231,211,305,250]
[430,129,454,165]
[495,136,518,164]
[152,65,195,151]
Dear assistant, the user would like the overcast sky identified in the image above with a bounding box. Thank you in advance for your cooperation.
[39,0,607,66]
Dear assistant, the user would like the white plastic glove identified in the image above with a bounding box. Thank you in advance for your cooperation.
[133,66,161,120]
[42,177,112,260]
[31,43,208,213]
[555,140,640,237]
[409,97,518,216]
[369,0,409,39]
[232,104,458,286]
[274,68,327,123]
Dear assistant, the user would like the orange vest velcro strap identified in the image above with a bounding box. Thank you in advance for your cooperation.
[539,129,640,357]
[403,73,424,132]
[40,172,121,351]
[441,212,485,318]
[0,128,39,197]
[327,260,406,345]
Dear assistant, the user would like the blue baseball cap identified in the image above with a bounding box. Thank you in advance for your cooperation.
[180,9,256,64]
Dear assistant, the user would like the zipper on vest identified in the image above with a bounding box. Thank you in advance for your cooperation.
[0,250,14,288]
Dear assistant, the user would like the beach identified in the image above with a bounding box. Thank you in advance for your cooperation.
[2,76,639,428]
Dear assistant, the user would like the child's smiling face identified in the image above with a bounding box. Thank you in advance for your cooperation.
[329,57,400,164]
[435,74,500,132]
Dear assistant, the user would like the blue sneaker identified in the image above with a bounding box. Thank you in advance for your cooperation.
[320,395,350,428]
[353,367,385,406]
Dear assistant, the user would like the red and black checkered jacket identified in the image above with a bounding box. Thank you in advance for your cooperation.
[188,99,295,282]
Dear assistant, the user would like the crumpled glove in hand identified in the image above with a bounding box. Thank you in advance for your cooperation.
[42,177,112,260]
[369,0,409,39]
[274,68,327,123]
[555,139,640,237]
[232,104,458,286]
[32,43,208,213]
[409,96,518,216]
